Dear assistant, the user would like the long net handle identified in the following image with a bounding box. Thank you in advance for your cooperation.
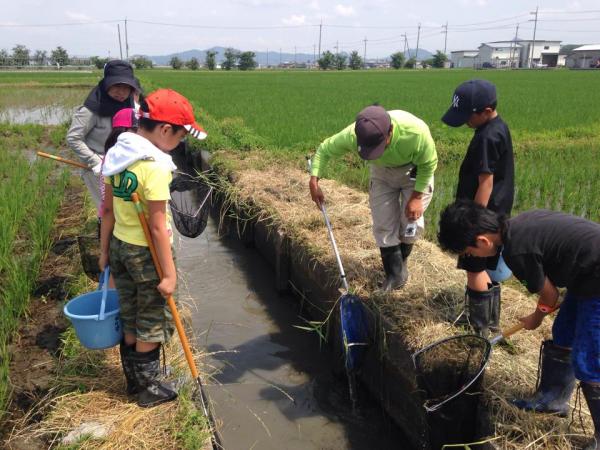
[131,193,199,380]
[490,321,525,345]
[37,151,91,170]
[307,157,349,292]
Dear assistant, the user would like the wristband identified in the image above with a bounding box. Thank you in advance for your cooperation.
[537,303,558,314]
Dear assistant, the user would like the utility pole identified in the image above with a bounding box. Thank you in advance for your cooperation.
[117,24,123,60]
[335,41,339,56]
[313,44,316,67]
[318,19,323,59]
[529,6,539,68]
[442,22,448,55]
[294,46,297,66]
[403,34,411,59]
[510,23,519,68]
[415,23,421,64]
[266,48,269,67]
[363,36,367,68]
[124,18,129,60]
[279,48,282,66]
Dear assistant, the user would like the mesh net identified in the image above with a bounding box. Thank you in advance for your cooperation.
[77,234,101,281]
[413,334,491,412]
[339,294,369,371]
[169,174,213,238]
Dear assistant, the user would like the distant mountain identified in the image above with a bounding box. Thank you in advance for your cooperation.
[403,48,434,61]
[148,47,434,66]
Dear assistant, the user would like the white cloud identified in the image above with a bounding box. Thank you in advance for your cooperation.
[335,4,356,17]
[65,11,92,22]
[308,0,320,10]
[282,14,306,25]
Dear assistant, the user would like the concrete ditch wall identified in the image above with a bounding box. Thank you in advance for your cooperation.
[188,148,491,449]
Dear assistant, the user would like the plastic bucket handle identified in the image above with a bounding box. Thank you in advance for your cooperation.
[98,267,110,321]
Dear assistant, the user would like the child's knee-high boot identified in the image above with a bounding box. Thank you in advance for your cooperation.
[489,282,501,334]
[581,382,600,450]
[119,340,139,395]
[512,340,576,417]
[466,286,494,338]
[131,346,178,408]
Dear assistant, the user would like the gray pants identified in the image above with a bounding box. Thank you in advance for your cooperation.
[82,169,103,212]
[369,164,434,248]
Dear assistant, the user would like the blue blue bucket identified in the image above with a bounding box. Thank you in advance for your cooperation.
[487,253,512,283]
[64,268,122,349]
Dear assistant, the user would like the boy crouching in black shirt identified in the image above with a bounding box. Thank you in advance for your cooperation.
[438,201,600,450]
[441,79,515,338]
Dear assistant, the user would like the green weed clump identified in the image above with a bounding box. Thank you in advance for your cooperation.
[0,130,69,418]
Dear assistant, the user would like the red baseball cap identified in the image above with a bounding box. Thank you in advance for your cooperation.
[142,89,207,140]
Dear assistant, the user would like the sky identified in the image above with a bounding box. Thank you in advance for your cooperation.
[1,0,600,58]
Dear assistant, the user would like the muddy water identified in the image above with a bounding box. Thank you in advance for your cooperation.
[175,211,411,449]
[0,106,72,125]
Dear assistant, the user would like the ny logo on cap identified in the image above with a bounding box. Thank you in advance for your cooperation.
[452,94,460,109]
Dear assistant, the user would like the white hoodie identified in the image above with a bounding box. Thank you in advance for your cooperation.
[102,131,177,177]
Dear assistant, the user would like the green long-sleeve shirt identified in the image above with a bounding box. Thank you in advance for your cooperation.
[311,110,438,193]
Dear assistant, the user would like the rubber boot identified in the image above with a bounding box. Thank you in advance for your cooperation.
[131,347,178,408]
[512,340,576,417]
[581,382,600,450]
[466,286,494,338]
[119,340,139,395]
[489,282,501,334]
[400,243,413,260]
[380,245,407,292]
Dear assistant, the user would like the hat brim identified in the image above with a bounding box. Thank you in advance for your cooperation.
[358,138,387,161]
[104,76,140,91]
[441,107,471,127]
[184,123,208,140]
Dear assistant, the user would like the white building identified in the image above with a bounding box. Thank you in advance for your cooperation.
[450,50,478,68]
[565,44,600,69]
[475,40,561,68]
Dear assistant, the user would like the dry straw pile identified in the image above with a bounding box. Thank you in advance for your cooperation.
[216,152,592,449]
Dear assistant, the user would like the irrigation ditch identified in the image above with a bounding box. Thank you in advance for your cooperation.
[178,146,496,450]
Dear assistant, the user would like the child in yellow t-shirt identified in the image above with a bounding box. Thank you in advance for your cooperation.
[99,89,207,407]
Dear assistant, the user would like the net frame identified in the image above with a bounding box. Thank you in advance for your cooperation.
[169,172,213,238]
[412,333,492,413]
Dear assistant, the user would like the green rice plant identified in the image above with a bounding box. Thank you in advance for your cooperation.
[0,131,70,418]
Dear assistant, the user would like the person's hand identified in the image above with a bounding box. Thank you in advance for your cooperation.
[519,310,546,330]
[157,276,177,298]
[98,251,109,273]
[309,176,324,208]
[405,196,423,221]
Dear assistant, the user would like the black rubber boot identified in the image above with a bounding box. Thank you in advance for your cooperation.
[400,243,413,260]
[380,245,407,292]
[512,340,576,417]
[582,382,600,450]
[466,286,494,338]
[489,282,501,334]
[119,340,139,395]
[131,347,178,408]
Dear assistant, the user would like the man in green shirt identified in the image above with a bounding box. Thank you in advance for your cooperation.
[309,105,437,292]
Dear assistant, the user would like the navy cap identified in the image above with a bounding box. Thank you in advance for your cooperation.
[102,60,140,91]
[441,79,497,127]
[355,105,391,160]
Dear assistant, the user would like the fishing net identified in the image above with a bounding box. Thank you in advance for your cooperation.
[412,334,491,413]
[169,173,213,238]
[77,234,101,281]
[340,293,369,371]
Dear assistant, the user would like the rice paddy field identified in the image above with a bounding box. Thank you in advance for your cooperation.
[139,69,600,238]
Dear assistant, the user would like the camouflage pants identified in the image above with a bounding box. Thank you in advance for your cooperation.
[109,236,176,343]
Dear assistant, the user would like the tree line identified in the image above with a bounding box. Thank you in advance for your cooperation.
[0,43,449,71]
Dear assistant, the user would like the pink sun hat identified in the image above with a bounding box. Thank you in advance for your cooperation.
[112,107,138,129]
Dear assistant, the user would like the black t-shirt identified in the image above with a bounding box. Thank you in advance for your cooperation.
[455,115,514,214]
[502,210,600,297]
